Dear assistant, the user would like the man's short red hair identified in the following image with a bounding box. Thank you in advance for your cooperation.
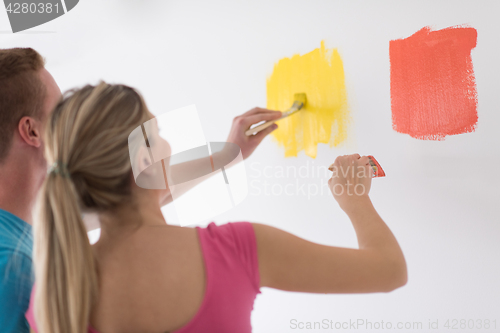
[0,47,46,162]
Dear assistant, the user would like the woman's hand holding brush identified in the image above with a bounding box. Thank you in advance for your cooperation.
[226,107,282,160]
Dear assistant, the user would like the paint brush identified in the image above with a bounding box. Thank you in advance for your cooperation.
[245,93,307,136]
[328,155,386,178]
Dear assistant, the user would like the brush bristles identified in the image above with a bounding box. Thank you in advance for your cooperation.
[293,93,307,105]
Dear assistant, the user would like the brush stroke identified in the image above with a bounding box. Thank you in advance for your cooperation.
[267,41,350,158]
[390,26,478,140]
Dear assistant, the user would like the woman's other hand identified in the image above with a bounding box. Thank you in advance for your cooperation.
[328,154,372,213]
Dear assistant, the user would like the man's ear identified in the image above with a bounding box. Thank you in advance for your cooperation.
[18,116,42,148]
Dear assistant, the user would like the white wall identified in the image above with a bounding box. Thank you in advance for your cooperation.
[2,1,499,331]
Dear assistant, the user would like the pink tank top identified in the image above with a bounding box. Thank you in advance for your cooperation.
[25,222,262,332]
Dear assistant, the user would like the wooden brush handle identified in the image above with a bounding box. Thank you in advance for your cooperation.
[245,106,298,136]
[245,119,278,136]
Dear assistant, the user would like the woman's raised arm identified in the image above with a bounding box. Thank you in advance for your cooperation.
[252,154,407,294]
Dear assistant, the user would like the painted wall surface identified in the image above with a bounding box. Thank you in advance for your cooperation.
[390,26,478,140]
[267,41,350,158]
[2,1,499,332]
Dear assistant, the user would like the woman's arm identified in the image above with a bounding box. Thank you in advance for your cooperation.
[253,154,407,294]
[161,108,281,205]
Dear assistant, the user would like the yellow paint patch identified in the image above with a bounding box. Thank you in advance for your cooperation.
[267,41,350,158]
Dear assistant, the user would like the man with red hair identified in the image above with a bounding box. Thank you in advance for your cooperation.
[0,48,61,333]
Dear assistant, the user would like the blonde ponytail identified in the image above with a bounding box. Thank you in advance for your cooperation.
[34,172,98,333]
[33,82,151,333]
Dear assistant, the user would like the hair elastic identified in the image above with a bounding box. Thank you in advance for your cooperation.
[48,161,70,178]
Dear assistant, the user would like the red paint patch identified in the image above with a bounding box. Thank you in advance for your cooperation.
[390,26,478,140]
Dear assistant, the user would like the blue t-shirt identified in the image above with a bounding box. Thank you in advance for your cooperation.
[0,208,33,333]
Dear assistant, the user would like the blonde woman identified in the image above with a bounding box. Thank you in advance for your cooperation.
[25,82,407,333]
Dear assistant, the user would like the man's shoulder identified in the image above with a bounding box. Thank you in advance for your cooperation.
[0,245,32,264]
[0,234,33,261]
[0,210,33,259]
[0,218,33,287]
[0,245,33,282]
